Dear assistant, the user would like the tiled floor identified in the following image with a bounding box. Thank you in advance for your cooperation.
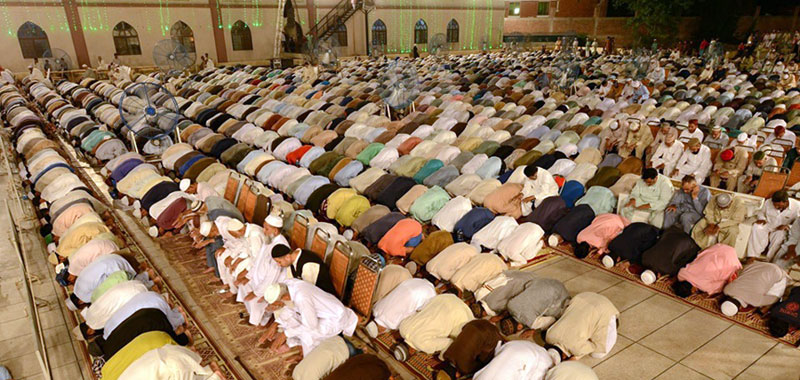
[0,156,89,380]
[529,256,799,380]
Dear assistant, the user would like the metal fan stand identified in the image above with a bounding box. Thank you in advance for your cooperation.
[117,82,181,154]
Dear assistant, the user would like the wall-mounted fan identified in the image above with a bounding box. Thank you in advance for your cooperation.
[42,48,73,71]
[429,33,449,57]
[153,39,196,73]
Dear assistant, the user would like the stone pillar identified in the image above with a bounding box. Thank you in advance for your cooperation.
[62,0,90,67]
[208,0,228,63]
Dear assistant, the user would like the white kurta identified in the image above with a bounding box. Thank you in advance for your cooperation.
[678,128,704,143]
[497,223,545,266]
[673,145,712,184]
[373,278,436,330]
[521,168,559,215]
[473,340,554,380]
[471,216,520,250]
[747,199,800,259]
[82,280,148,330]
[275,279,358,355]
[650,141,684,175]
[243,235,289,325]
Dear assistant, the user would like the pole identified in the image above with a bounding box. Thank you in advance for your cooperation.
[364,9,370,57]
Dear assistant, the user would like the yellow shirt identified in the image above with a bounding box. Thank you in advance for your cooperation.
[101,331,176,380]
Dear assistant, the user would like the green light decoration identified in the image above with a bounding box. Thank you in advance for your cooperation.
[158,0,165,36]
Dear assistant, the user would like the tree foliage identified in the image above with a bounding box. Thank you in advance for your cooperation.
[613,0,696,46]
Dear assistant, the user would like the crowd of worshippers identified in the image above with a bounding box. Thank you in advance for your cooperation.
[13,38,800,380]
[2,85,226,380]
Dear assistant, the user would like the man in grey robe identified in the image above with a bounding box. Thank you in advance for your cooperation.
[663,175,710,234]
[475,271,569,335]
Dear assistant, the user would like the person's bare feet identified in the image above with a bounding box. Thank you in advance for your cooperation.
[203,267,215,274]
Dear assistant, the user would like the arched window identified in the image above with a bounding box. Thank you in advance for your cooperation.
[18,22,50,59]
[335,23,348,47]
[112,22,142,56]
[414,19,428,44]
[231,20,253,51]
[371,19,387,46]
[447,19,459,43]
[170,21,196,53]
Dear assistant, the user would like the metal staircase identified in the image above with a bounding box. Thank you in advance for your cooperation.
[308,0,362,42]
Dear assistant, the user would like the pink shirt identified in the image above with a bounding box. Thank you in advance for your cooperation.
[576,214,630,254]
[677,243,741,295]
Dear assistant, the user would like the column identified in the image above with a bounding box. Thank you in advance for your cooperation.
[62,0,90,67]
[208,0,228,63]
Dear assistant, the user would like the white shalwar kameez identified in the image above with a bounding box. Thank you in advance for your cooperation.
[373,278,436,330]
[274,279,358,355]
[244,235,289,325]
[747,198,800,259]
[673,145,712,184]
[650,141,684,176]
[118,344,222,380]
[520,168,559,215]
[473,340,554,380]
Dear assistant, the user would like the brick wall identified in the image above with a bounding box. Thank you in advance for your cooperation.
[554,0,598,18]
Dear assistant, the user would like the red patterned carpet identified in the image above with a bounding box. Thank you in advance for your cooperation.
[158,234,296,379]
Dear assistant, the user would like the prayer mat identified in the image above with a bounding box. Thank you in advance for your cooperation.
[157,235,299,378]
[549,243,800,347]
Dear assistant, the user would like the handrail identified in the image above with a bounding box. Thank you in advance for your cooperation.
[308,0,361,39]
[5,200,53,380]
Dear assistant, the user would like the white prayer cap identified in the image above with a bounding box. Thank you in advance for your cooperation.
[179,178,191,192]
[737,132,748,142]
[342,229,354,240]
[641,270,657,285]
[39,202,48,210]
[601,255,615,268]
[715,193,732,208]
[148,226,159,237]
[609,120,619,130]
[629,122,640,131]
[264,282,288,304]
[365,321,379,338]
[547,234,562,247]
[190,200,203,212]
[265,214,283,229]
[27,65,32,69]
[720,300,739,317]
[227,219,245,232]
[199,221,213,237]
[100,167,110,177]
[632,81,641,88]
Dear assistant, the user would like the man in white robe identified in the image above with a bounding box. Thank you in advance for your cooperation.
[678,119,704,143]
[736,150,776,194]
[620,169,674,228]
[212,217,249,295]
[473,340,553,380]
[520,166,559,216]
[367,278,436,335]
[117,344,223,380]
[82,280,149,331]
[747,190,800,260]
[264,279,357,355]
[648,130,684,175]
[672,138,712,184]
